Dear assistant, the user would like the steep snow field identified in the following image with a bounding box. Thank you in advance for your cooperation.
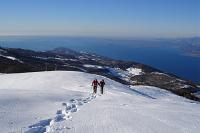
[0,71,200,133]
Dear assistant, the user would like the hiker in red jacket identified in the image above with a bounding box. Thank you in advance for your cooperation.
[92,79,98,94]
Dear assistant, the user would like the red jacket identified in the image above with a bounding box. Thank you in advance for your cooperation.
[92,80,98,86]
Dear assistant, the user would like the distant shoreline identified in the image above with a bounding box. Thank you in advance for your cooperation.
[181,52,200,58]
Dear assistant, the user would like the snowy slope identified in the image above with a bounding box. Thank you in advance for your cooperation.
[0,71,200,133]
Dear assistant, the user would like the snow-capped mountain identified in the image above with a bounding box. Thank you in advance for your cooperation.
[0,71,199,133]
[0,46,199,101]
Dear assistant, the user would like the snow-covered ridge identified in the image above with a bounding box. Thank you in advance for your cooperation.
[83,64,143,81]
[33,56,78,62]
[126,67,143,75]
[151,72,171,77]
[0,54,23,63]
[0,48,23,63]
[0,49,7,53]
[0,47,199,102]
[0,71,199,133]
[83,64,103,69]
[82,64,144,83]
[107,67,143,81]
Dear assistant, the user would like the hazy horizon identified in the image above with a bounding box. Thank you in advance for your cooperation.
[0,35,199,40]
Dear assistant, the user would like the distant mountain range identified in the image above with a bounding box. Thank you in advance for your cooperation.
[170,37,200,57]
[125,37,200,57]
[0,46,199,101]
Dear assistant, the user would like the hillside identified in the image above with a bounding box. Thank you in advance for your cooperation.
[0,47,199,101]
[0,71,199,133]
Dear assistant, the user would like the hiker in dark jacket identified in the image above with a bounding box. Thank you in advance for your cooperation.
[92,79,98,94]
[99,79,105,94]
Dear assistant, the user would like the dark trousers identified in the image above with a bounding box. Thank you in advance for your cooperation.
[93,86,97,94]
[100,86,104,94]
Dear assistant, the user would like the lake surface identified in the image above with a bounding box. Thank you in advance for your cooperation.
[0,36,200,83]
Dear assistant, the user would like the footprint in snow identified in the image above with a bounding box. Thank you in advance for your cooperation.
[25,118,54,133]
[121,103,128,106]
[26,93,97,133]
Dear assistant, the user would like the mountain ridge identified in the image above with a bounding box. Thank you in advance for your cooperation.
[0,46,199,101]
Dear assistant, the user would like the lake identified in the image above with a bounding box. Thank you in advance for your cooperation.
[0,36,200,83]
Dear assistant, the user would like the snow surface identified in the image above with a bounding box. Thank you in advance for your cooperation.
[151,72,171,77]
[0,71,200,133]
[126,67,143,75]
[107,67,143,82]
[181,84,191,89]
[83,64,103,69]
[33,56,78,62]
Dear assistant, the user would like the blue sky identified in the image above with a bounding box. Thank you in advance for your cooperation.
[0,0,199,38]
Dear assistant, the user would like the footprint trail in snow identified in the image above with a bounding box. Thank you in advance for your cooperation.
[25,93,97,133]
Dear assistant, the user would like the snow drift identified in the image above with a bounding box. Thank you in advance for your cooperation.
[0,71,199,133]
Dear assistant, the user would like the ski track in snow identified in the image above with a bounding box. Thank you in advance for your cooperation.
[25,93,98,133]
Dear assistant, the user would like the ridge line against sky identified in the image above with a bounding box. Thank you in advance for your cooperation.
[0,0,199,38]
